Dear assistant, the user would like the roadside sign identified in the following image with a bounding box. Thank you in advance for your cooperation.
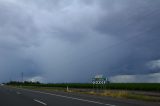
[92,75,107,84]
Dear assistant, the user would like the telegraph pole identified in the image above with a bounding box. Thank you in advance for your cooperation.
[21,72,23,83]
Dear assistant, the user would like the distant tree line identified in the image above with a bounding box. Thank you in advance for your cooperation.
[6,81,41,85]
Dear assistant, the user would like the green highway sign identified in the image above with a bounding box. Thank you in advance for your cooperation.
[92,75,107,84]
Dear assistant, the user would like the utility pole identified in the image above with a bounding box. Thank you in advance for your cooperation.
[21,72,23,83]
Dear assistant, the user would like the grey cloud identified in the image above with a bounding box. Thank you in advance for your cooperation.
[93,0,160,75]
[0,0,160,83]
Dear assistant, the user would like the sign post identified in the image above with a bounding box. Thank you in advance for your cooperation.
[92,75,108,91]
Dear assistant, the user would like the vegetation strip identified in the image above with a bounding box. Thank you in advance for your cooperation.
[6,81,160,91]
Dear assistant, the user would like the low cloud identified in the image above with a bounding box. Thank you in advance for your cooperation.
[110,73,160,83]
[147,60,160,70]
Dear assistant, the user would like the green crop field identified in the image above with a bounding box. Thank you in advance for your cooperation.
[6,81,160,92]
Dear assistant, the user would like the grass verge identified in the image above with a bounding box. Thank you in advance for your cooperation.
[9,85,160,102]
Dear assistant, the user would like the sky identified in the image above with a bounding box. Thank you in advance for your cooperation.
[0,0,160,83]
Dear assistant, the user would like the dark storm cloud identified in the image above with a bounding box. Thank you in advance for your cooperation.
[0,0,160,83]
[92,0,160,75]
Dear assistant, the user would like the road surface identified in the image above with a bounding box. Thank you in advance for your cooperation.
[0,85,159,106]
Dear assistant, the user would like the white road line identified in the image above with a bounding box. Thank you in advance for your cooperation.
[16,92,21,95]
[17,88,116,106]
[34,99,47,106]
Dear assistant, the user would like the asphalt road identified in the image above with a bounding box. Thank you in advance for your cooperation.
[0,85,159,106]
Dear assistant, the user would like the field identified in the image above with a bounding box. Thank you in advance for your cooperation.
[7,81,160,92]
